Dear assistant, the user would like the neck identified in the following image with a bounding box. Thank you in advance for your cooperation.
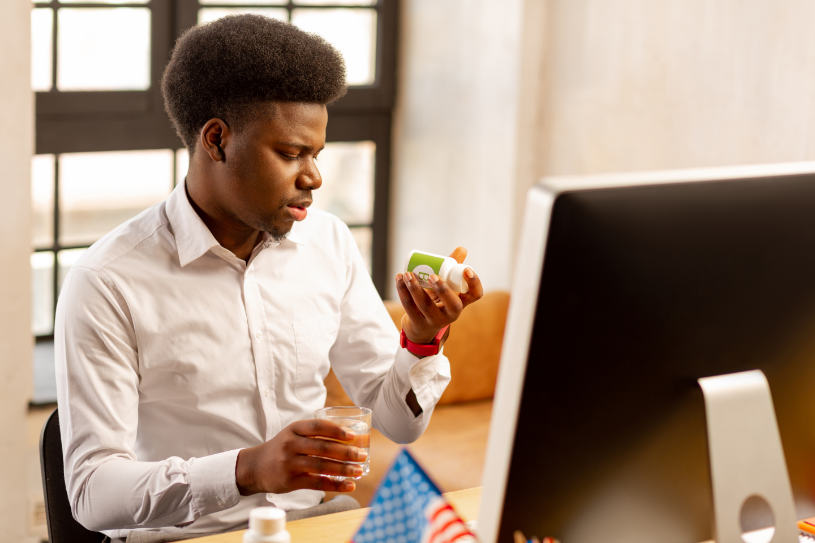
[184,178,260,262]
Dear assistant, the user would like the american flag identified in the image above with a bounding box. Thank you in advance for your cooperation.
[352,448,476,543]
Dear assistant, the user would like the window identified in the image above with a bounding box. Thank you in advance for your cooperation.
[30,0,397,403]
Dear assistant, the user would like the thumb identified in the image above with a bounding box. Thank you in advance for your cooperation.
[449,246,467,264]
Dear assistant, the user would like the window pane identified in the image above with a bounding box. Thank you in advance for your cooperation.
[57,8,150,91]
[350,226,372,274]
[59,0,149,3]
[176,148,189,186]
[292,8,376,86]
[32,155,55,248]
[31,252,54,336]
[58,248,87,291]
[198,7,287,25]
[295,0,376,5]
[59,149,173,245]
[312,141,374,224]
[31,8,53,91]
[199,0,285,4]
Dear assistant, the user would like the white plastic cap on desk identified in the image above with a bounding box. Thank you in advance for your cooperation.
[244,507,289,543]
[252,507,286,534]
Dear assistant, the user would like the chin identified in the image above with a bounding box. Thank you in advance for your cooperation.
[255,215,291,241]
[264,223,290,242]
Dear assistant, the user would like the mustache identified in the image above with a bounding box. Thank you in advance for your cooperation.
[284,193,313,208]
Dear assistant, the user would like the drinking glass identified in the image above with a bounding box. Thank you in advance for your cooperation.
[266,406,372,503]
[315,405,372,481]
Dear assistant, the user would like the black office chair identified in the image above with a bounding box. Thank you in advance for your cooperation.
[40,409,107,543]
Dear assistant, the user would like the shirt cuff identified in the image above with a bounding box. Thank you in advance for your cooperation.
[187,448,242,518]
[394,348,451,413]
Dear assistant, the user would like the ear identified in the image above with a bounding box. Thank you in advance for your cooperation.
[199,118,230,162]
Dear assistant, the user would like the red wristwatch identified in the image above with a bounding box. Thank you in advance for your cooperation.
[400,325,449,357]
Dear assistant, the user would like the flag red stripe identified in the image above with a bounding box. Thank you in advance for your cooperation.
[428,526,476,543]
[429,503,455,522]
[433,517,466,536]
[427,518,475,543]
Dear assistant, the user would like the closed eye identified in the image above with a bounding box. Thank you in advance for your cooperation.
[276,143,323,161]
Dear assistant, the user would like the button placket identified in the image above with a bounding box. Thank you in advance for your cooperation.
[243,266,278,433]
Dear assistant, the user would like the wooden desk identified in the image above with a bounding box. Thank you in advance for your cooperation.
[178,487,787,543]
[183,487,481,543]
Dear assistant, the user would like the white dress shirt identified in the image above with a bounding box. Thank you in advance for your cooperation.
[54,181,451,540]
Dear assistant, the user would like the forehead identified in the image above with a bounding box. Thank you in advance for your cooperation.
[241,101,328,143]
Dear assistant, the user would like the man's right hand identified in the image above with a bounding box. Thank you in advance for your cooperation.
[235,419,368,495]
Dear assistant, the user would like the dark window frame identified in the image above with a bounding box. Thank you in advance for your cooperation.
[33,0,397,343]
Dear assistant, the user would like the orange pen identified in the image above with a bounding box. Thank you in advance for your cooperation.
[799,516,815,535]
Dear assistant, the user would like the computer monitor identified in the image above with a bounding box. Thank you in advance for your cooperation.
[477,163,815,543]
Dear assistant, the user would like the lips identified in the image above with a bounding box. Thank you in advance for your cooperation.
[286,200,311,221]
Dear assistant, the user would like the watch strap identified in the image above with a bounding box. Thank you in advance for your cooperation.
[400,325,449,357]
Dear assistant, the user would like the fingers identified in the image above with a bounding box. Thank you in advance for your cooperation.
[458,268,484,306]
[449,246,468,264]
[404,273,444,317]
[428,275,464,318]
[290,452,366,479]
[291,433,368,463]
[397,272,445,323]
[395,273,428,325]
[292,418,352,442]
[290,473,357,493]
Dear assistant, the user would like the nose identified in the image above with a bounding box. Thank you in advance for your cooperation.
[297,157,322,190]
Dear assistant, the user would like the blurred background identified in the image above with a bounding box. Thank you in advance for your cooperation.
[4,0,815,541]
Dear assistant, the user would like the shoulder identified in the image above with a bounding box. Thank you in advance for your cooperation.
[70,201,171,275]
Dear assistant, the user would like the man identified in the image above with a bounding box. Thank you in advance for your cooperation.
[54,14,482,542]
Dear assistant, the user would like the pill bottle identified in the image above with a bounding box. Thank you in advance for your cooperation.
[243,506,290,543]
[405,250,474,293]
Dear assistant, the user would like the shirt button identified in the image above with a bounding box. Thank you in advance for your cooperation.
[255,332,263,340]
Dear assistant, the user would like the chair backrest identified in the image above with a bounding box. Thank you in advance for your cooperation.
[40,409,107,543]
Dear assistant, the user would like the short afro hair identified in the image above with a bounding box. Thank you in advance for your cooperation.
[161,14,347,150]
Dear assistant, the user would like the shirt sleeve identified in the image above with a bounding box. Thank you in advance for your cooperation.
[327,226,451,444]
[54,266,241,532]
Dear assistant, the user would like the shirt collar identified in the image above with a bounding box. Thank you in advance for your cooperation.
[167,180,305,267]
[166,180,220,267]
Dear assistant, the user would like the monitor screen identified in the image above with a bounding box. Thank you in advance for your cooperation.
[477,163,815,543]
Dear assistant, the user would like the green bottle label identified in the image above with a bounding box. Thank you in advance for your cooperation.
[407,252,445,284]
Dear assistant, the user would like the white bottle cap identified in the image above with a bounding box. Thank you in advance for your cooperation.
[249,507,286,536]
[448,264,473,293]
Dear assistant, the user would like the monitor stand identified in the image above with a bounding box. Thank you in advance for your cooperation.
[698,369,797,542]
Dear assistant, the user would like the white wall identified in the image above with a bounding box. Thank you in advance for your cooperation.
[392,0,815,300]
[0,1,35,541]
[389,0,525,296]
[527,0,815,185]
[400,0,815,282]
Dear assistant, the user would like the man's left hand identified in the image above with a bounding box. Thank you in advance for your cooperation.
[395,246,483,344]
